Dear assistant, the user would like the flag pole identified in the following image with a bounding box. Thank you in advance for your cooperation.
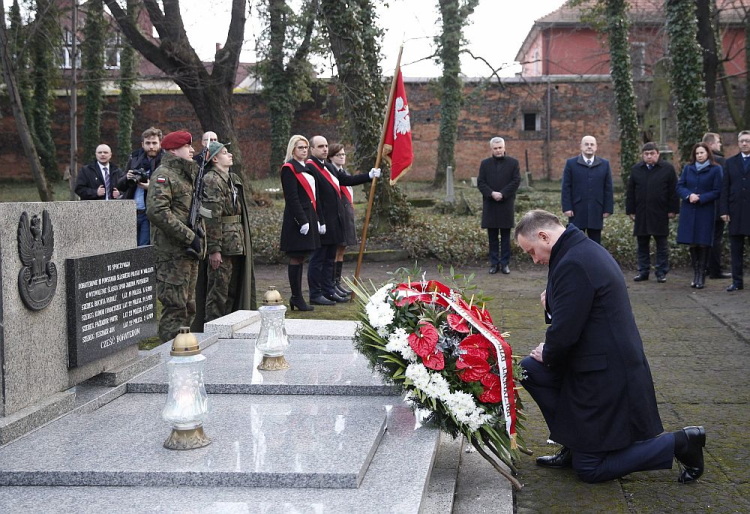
[353,45,404,295]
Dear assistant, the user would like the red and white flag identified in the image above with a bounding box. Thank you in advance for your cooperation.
[382,69,413,185]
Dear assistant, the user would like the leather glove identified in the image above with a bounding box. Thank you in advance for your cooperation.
[369,167,381,179]
[320,223,327,235]
[300,223,310,235]
[190,234,202,254]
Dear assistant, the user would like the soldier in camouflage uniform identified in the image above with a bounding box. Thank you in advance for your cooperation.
[146,131,206,342]
[202,141,256,321]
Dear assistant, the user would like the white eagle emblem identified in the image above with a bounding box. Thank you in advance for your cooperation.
[394,96,411,138]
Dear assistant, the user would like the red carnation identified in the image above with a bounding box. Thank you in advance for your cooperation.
[408,321,439,358]
[479,373,502,403]
[456,354,491,382]
[447,313,470,333]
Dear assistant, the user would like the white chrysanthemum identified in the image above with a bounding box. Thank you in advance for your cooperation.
[405,363,431,390]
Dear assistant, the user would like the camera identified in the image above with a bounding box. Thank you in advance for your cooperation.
[131,168,149,183]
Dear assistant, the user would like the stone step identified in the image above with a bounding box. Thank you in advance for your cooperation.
[129,338,398,396]
[0,394,391,489]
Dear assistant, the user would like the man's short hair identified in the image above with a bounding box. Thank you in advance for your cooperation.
[514,210,564,242]
[141,127,163,141]
[490,137,505,146]
[641,142,659,153]
[738,130,750,140]
[702,132,720,144]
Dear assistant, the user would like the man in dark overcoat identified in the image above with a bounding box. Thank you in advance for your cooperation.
[305,135,380,304]
[720,130,750,292]
[75,144,123,201]
[515,210,706,484]
[626,143,679,283]
[703,133,731,279]
[561,135,614,245]
[477,137,521,274]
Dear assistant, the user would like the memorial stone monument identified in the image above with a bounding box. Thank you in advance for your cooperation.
[0,201,158,444]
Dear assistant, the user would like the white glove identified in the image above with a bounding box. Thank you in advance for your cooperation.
[300,223,310,235]
[320,223,327,235]
[369,167,381,179]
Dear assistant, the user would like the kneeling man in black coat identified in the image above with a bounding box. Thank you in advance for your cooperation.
[515,210,706,484]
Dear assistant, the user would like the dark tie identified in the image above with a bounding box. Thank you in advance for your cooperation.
[103,167,110,199]
[586,159,592,166]
[647,164,653,170]
[743,156,750,170]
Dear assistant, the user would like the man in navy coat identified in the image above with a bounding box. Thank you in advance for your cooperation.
[515,209,706,484]
[720,130,750,292]
[561,135,614,244]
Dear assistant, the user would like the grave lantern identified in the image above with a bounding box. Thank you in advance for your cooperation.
[162,327,211,450]
[255,287,290,370]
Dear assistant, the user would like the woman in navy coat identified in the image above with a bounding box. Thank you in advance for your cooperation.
[280,135,323,311]
[676,143,723,289]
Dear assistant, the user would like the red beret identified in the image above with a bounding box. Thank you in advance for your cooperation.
[161,131,193,150]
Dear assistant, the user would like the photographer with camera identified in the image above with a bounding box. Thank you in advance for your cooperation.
[117,127,165,246]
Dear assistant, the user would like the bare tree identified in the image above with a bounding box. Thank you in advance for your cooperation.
[0,0,54,200]
[103,0,250,179]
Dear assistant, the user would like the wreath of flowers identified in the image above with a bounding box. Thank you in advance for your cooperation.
[351,274,526,489]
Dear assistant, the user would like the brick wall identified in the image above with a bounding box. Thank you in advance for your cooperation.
[1,77,741,184]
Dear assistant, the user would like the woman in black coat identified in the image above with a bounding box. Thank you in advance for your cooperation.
[280,135,323,311]
[326,143,364,296]
[676,143,723,289]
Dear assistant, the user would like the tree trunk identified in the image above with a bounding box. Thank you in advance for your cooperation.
[433,0,478,188]
[261,0,317,174]
[82,0,106,163]
[696,0,719,130]
[321,0,410,231]
[744,13,750,127]
[604,0,640,186]
[0,0,54,201]
[666,0,709,163]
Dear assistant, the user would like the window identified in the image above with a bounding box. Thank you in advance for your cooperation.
[523,113,541,132]
[104,33,121,69]
[61,29,81,69]
[631,43,646,78]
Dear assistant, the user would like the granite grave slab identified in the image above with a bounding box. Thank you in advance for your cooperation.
[0,404,439,513]
[0,394,388,489]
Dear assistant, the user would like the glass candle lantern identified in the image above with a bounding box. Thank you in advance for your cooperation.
[162,327,211,450]
[256,287,290,370]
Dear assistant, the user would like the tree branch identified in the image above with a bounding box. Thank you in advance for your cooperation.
[214,0,248,86]
[102,0,174,73]
[292,0,319,63]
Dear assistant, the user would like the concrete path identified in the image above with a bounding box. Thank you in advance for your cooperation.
[256,261,749,513]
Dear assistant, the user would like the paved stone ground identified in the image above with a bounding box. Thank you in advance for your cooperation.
[255,261,749,513]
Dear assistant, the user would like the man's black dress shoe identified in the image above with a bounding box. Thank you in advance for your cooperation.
[325,292,349,303]
[310,295,336,306]
[675,426,706,483]
[501,265,510,275]
[489,265,499,274]
[633,273,649,282]
[656,274,667,283]
[535,446,572,469]
[709,272,732,279]
[727,283,743,292]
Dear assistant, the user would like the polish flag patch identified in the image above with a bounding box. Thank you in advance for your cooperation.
[156,177,167,184]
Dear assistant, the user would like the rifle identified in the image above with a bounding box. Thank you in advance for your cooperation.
[186,151,212,259]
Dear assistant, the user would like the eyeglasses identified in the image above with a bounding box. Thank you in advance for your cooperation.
[334,152,346,157]
[739,139,750,144]
[296,145,309,150]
